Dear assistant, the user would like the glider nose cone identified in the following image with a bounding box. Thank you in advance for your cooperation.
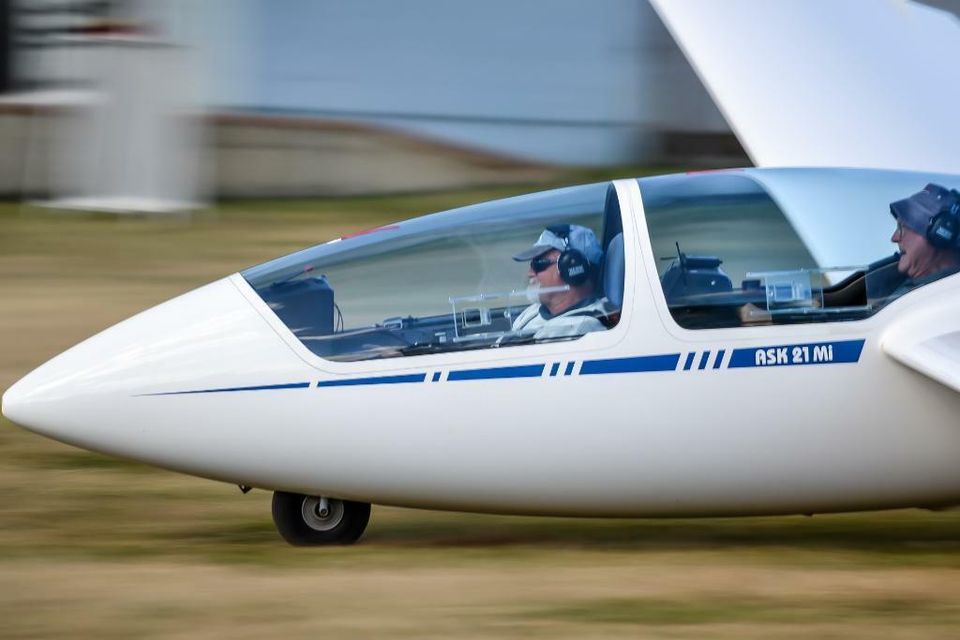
[1,350,79,439]
[1,377,31,427]
[2,347,103,441]
[0,276,307,451]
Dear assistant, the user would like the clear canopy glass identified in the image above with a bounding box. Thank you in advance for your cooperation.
[639,170,959,329]
[243,183,623,361]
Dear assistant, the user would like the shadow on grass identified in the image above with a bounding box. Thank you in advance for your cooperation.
[145,508,960,566]
[357,509,960,559]
[520,595,960,626]
[20,450,161,473]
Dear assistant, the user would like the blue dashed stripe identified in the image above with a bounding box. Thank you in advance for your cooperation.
[317,373,426,387]
[698,351,710,370]
[448,364,545,381]
[713,349,726,369]
[580,353,681,375]
[143,339,865,397]
[140,382,311,396]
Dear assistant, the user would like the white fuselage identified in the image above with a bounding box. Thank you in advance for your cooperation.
[4,178,960,517]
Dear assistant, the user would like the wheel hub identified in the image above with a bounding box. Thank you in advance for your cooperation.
[300,496,345,531]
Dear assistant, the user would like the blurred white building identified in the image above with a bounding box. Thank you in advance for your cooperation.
[1,0,741,198]
[191,0,732,166]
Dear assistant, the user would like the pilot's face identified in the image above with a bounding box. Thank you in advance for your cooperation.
[528,249,564,298]
[892,220,937,278]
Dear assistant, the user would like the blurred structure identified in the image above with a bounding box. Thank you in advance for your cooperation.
[45,34,203,213]
[191,0,732,167]
[914,0,960,20]
[0,0,740,204]
[0,1,9,93]
[3,0,204,211]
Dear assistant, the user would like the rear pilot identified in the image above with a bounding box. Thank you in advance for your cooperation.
[889,183,960,284]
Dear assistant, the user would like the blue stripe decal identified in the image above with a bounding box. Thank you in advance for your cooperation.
[448,364,545,381]
[713,349,726,369]
[683,352,696,371]
[728,340,865,369]
[564,362,575,376]
[698,351,710,370]
[580,353,681,375]
[141,382,311,396]
[431,372,441,382]
[549,362,560,377]
[317,373,426,387]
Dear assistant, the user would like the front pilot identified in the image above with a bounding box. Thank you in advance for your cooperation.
[510,224,611,339]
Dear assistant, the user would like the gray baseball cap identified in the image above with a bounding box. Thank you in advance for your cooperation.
[890,183,960,235]
[512,224,603,265]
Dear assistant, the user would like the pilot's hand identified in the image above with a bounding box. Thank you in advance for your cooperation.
[738,303,772,326]
[495,329,536,346]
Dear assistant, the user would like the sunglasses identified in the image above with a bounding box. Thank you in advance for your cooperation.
[530,255,558,273]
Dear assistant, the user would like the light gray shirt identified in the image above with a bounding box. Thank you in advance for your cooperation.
[511,297,610,339]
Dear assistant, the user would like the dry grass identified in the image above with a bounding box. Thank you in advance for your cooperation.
[4,557,960,639]
[2,187,960,639]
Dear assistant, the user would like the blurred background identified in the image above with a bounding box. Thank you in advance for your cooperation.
[0,0,746,210]
[1,2,959,639]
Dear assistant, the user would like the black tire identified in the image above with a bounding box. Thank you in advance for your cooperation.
[271,491,371,546]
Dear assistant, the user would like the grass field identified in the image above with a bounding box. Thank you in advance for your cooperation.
[2,182,960,639]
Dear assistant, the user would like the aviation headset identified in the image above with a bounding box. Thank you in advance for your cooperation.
[545,224,592,286]
[926,188,960,249]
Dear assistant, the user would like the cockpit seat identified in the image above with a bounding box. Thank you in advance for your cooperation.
[603,232,625,309]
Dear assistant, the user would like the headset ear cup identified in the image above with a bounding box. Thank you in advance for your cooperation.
[558,249,589,286]
[546,223,573,238]
[928,211,959,249]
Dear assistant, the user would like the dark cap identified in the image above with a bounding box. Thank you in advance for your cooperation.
[512,224,603,264]
[890,183,960,235]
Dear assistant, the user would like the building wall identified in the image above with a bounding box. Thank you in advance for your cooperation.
[196,0,731,166]
[0,106,568,198]
[3,0,740,201]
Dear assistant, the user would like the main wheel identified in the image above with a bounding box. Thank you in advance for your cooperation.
[271,492,371,546]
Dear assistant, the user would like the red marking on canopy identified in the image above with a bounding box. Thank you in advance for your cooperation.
[341,224,400,240]
[684,168,746,175]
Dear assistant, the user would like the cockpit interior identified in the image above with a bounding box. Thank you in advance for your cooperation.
[243,183,624,362]
[243,170,953,362]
